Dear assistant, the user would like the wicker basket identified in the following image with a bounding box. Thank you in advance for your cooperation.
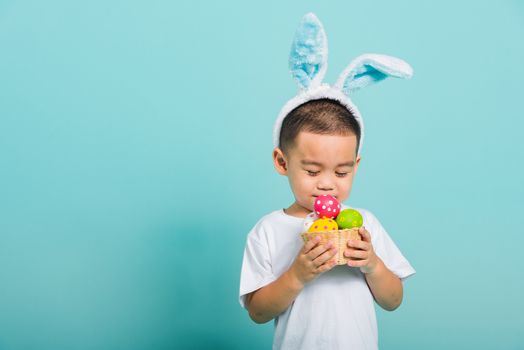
[301,228,361,265]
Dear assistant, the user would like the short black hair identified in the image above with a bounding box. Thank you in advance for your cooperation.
[279,98,361,156]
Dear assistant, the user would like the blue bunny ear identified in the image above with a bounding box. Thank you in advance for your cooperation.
[335,54,413,95]
[289,13,328,91]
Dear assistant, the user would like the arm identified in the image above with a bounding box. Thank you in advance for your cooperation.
[245,270,303,324]
[345,227,403,311]
[363,256,403,311]
[246,236,338,324]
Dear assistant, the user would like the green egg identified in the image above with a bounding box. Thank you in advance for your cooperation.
[336,209,363,229]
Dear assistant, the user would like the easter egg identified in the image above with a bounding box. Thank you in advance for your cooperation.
[308,217,338,232]
[314,194,340,219]
[335,209,363,229]
[302,212,319,231]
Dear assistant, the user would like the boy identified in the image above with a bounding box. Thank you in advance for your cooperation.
[239,14,415,350]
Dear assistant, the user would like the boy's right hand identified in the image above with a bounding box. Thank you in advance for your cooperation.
[288,236,338,288]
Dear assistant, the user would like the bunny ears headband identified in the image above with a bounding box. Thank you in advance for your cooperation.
[273,13,414,154]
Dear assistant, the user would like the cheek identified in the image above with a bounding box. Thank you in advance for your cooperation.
[291,175,316,194]
[295,175,314,190]
[289,172,305,187]
[338,177,354,193]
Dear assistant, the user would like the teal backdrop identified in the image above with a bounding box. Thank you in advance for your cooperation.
[1,1,523,349]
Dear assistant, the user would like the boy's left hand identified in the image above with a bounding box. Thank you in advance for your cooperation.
[344,227,378,274]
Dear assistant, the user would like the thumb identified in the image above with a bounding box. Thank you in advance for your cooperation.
[359,227,372,243]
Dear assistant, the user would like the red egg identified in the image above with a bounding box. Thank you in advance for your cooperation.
[314,194,340,219]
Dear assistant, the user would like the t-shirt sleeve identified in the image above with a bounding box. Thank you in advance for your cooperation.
[363,210,416,281]
[238,222,277,309]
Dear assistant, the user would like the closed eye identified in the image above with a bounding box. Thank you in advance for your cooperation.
[306,170,319,176]
[336,172,349,177]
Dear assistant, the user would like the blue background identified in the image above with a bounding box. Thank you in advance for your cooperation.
[1,1,523,349]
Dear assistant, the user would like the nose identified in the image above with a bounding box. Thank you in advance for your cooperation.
[316,174,334,192]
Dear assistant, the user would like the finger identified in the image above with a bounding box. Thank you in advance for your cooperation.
[313,246,338,267]
[316,259,338,273]
[344,248,367,260]
[302,236,321,254]
[347,239,370,251]
[347,259,367,267]
[307,242,334,261]
[359,227,372,243]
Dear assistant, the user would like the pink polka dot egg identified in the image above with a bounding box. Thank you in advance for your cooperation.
[314,194,340,219]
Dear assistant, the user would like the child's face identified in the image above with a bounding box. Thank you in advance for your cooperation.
[273,131,361,217]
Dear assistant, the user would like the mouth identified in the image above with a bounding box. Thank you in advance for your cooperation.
[312,195,338,199]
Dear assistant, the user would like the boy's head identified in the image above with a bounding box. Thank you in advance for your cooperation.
[278,98,361,157]
[273,98,362,216]
[270,13,413,217]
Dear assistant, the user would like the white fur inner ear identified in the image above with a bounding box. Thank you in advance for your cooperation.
[288,13,329,90]
[334,54,413,94]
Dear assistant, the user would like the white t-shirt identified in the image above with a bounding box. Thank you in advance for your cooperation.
[239,206,415,350]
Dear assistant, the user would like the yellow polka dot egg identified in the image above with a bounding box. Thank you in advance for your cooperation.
[307,217,338,232]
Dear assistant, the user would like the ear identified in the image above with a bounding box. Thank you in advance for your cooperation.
[289,13,328,91]
[353,154,361,175]
[334,54,413,95]
[272,147,288,175]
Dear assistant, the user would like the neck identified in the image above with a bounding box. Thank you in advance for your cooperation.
[284,202,311,219]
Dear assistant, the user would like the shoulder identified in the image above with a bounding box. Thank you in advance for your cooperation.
[245,209,286,242]
[251,209,285,230]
